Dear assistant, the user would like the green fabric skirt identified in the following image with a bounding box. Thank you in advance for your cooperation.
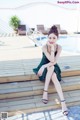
[33,63,61,82]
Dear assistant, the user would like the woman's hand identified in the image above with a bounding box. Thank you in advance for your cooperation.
[51,44,55,50]
[47,62,54,67]
[50,59,57,65]
[37,65,45,76]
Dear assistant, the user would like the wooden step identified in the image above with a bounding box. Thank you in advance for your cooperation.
[0,55,80,83]
[0,90,80,117]
[0,76,80,99]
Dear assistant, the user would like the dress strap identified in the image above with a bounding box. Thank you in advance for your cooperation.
[55,44,58,52]
[46,44,48,52]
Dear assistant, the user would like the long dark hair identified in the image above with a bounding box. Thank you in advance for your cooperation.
[48,25,59,37]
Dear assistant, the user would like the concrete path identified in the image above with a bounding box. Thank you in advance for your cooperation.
[0,36,80,61]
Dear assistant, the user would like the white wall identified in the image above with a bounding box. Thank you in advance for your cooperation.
[0,4,80,33]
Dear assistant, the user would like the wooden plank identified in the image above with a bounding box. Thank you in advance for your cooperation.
[0,91,71,107]
[0,91,34,99]
[0,70,80,83]
[0,103,36,112]
[0,78,80,99]
[0,87,33,94]
[4,101,80,117]
[0,90,80,117]
[61,70,80,77]
[35,96,80,108]
[0,76,79,91]
[62,76,80,82]
[0,96,34,103]
[0,75,32,83]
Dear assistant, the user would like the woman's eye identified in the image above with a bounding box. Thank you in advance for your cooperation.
[49,37,56,39]
[49,37,51,39]
[53,37,56,39]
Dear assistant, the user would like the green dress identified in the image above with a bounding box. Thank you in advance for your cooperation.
[33,51,61,82]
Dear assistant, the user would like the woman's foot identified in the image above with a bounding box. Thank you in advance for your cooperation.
[61,100,68,116]
[63,111,68,116]
[42,90,48,104]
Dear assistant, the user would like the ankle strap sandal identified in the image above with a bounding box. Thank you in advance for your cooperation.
[61,100,66,102]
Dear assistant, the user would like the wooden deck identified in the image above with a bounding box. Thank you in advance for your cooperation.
[0,55,80,117]
[0,55,80,83]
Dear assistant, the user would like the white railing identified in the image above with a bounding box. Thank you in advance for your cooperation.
[0,18,13,34]
[28,29,44,46]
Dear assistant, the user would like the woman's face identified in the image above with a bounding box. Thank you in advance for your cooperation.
[47,33,58,46]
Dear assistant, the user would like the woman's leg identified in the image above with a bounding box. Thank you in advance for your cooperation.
[42,66,54,101]
[51,72,68,115]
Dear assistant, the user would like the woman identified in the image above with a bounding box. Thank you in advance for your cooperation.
[33,25,68,115]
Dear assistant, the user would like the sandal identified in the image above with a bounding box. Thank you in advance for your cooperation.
[63,110,68,116]
[42,90,48,104]
[61,100,68,116]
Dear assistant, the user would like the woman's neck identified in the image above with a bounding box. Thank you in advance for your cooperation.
[47,44,57,53]
[47,46,51,54]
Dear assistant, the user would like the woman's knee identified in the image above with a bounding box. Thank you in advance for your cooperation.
[47,66,54,71]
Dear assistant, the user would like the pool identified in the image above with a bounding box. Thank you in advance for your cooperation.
[36,35,80,53]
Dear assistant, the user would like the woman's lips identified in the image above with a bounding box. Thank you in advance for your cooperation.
[49,42,54,44]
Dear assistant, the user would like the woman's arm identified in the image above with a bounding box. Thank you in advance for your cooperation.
[42,45,62,65]
[43,62,54,68]
[37,45,55,76]
[37,62,53,76]
[51,45,62,65]
[42,45,55,62]
[38,45,62,76]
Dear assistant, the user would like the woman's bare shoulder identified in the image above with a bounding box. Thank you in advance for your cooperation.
[42,44,47,51]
